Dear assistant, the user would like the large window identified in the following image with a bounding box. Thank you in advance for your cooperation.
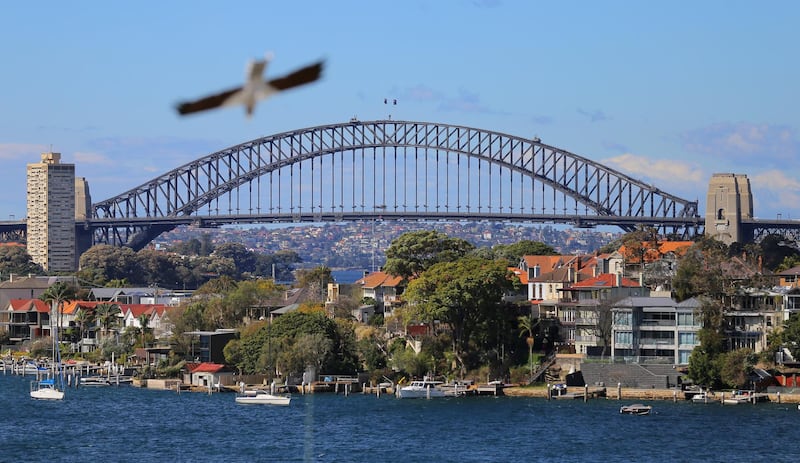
[678,349,694,364]
[615,331,633,345]
[678,331,698,346]
[677,312,699,327]
[614,311,632,326]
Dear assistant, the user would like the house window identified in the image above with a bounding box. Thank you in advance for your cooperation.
[678,332,698,346]
[615,331,633,345]
[614,312,632,326]
[678,349,693,364]
[677,313,697,326]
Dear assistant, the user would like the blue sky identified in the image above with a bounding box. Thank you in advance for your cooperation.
[1,0,798,223]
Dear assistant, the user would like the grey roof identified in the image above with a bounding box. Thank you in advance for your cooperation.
[676,297,702,309]
[614,296,676,308]
[271,303,300,315]
[0,275,77,289]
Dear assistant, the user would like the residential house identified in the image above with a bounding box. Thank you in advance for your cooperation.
[618,240,692,290]
[611,296,702,365]
[540,273,647,355]
[1,299,52,343]
[120,304,170,340]
[88,287,189,306]
[183,329,238,363]
[0,275,78,313]
[353,271,405,314]
[722,287,779,354]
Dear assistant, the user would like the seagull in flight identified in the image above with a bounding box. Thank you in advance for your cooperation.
[176,55,323,117]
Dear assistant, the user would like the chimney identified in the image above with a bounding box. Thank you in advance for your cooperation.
[568,266,574,283]
[616,272,622,287]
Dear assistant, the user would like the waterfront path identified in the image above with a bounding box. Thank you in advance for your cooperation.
[504,386,800,403]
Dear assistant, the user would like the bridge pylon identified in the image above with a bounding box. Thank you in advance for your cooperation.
[705,173,753,245]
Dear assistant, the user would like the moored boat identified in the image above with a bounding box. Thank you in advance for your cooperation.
[691,392,713,403]
[397,378,447,399]
[235,389,291,405]
[619,404,652,415]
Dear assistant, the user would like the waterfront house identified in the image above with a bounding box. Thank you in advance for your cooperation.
[182,329,238,363]
[610,296,702,365]
[541,273,646,355]
[1,299,52,344]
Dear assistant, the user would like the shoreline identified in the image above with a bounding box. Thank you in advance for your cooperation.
[503,386,800,403]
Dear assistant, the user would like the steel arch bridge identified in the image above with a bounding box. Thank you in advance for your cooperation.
[87,119,703,250]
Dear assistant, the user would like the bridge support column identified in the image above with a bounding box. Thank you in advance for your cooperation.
[705,173,753,245]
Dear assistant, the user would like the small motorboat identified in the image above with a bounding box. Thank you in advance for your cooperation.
[235,389,291,406]
[620,404,652,415]
[691,392,712,403]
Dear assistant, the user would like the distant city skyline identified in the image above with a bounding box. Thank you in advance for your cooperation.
[1,1,798,222]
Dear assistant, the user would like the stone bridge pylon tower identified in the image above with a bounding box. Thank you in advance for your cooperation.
[705,173,753,245]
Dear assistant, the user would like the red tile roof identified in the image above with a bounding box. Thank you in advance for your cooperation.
[7,299,50,313]
[190,362,226,373]
[355,271,404,289]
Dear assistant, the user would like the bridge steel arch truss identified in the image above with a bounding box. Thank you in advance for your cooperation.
[91,120,702,249]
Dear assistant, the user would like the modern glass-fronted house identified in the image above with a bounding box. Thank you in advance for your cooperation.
[611,296,702,365]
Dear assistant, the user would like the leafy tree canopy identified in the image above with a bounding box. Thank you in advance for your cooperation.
[383,230,475,279]
[0,246,43,276]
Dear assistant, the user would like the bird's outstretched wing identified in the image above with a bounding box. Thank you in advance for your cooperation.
[268,61,324,91]
[175,86,243,115]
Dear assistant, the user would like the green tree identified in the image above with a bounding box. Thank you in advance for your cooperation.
[73,308,95,345]
[214,243,256,277]
[137,313,152,347]
[719,348,756,389]
[39,281,77,340]
[403,256,511,376]
[493,240,557,264]
[295,266,333,303]
[672,237,729,301]
[383,230,475,279]
[518,315,540,381]
[95,303,122,341]
[78,244,138,285]
[0,246,43,276]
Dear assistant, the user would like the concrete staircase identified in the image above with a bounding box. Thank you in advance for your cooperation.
[579,363,681,389]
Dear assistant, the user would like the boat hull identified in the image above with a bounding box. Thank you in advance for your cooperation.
[30,384,65,400]
[235,392,291,405]
[620,404,652,415]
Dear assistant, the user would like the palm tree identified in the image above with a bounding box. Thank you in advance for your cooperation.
[95,303,122,341]
[73,308,95,348]
[137,313,151,348]
[39,282,77,341]
[518,315,540,382]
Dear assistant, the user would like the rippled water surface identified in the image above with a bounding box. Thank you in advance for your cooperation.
[1,373,797,462]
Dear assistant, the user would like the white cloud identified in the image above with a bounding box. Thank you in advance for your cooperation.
[750,169,800,214]
[603,153,704,184]
[73,151,113,165]
[0,143,48,160]
[681,122,799,166]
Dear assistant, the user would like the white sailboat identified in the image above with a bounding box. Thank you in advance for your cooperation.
[30,302,65,400]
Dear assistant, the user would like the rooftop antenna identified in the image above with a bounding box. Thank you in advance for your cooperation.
[384,98,397,120]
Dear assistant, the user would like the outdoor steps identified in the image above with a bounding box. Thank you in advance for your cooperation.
[580,363,681,389]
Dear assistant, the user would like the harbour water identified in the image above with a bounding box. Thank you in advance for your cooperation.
[1,373,797,462]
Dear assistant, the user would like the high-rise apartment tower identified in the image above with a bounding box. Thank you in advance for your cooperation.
[26,152,76,272]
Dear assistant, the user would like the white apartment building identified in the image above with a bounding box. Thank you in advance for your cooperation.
[26,152,76,272]
[611,296,702,365]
